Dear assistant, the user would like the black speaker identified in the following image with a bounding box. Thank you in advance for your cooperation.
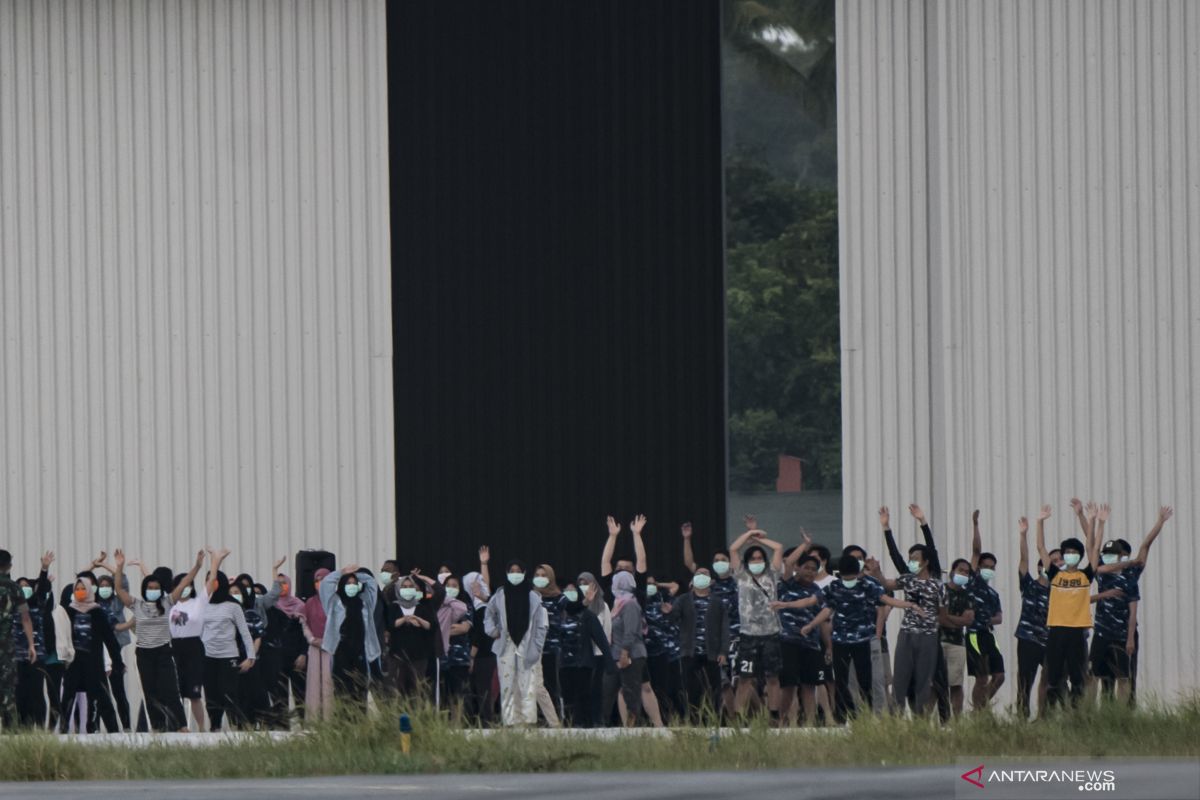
[295,550,336,600]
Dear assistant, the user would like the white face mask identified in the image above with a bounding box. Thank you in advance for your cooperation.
[1101,554,1118,565]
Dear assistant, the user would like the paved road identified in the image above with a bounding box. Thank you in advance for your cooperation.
[2,763,1197,800]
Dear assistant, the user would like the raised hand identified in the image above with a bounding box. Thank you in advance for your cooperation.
[908,504,926,524]
[972,509,980,526]
[680,522,693,540]
[273,555,287,574]
[631,514,647,535]
[800,529,813,548]
[1038,505,1052,521]
[878,507,890,528]
[606,516,621,537]
[1070,498,1083,515]
[341,563,360,575]
[864,556,881,575]
[1159,506,1174,523]
[194,550,206,567]
[113,549,126,569]
[92,551,108,567]
[1018,517,1029,535]
[1098,504,1111,522]
[478,545,490,565]
[40,551,55,570]
[217,547,232,560]
[744,514,758,531]
[1085,502,1098,521]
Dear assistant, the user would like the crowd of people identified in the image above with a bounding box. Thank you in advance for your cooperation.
[0,499,1171,732]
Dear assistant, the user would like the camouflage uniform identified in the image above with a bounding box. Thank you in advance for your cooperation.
[0,573,29,730]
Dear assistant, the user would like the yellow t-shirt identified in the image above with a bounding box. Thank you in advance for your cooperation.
[1046,564,1095,628]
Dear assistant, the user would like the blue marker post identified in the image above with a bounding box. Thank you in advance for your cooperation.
[399,712,412,754]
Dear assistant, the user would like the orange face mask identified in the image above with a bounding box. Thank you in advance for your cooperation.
[280,583,290,596]
[74,588,89,601]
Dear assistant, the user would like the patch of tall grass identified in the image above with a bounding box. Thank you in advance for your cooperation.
[1,694,1197,782]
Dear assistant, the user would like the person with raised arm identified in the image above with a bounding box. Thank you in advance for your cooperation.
[463,546,498,725]
[1013,516,1055,719]
[726,521,787,719]
[682,519,740,711]
[200,548,256,730]
[114,548,203,732]
[57,571,123,733]
[1090,505,1171,702]
[966,510,1005,712]
[91,552,134,731]
[775,541,833,727]
[1036,504,1101,708]
[169,548,213,730]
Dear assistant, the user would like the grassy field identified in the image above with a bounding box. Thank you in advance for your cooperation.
[3,697,1198,782]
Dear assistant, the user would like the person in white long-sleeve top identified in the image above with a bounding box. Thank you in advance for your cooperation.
[199,548,256,731]
[485,559,548,727]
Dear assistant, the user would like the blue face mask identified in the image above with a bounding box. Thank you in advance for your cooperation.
[692,574,712,590]
[952,573,969,587]
[907,560,921,574]
[98,586,113,600]
[980,568,996,582]
[1063,553,1082,567]
[145,589,162,602]
[343,584,361,598]
[841,578,859,589]
[712,561,730,576]
[1101,554,1118,565]
[749,562,766,575]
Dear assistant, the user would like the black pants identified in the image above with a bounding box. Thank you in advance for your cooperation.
[560,664,596,727]
[931,645,951,721]
[681,655,722,722]
[136,645,186,731]
[16,660,48,728]
[647,654,686,723]
[541,651,562,720]
[60,656,119,733]
[44,661,64,730]
[443,664,470,709]
[332,646,369,714]
[260,647,306,728]
[832,641,873,721]
[1044,627,1087,708]
[468,654,497,725]
[1015,638,1046,719]
[204,656,243,731]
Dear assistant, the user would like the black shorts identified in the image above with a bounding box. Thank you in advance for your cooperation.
[735,634,782,679]
[967,630,1005,677]
[1088,635,1131,680]
[780,641,827,687]
[172,636,205,699]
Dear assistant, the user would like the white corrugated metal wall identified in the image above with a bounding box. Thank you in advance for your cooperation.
[0,0,393,591]
[838,0,1198,705]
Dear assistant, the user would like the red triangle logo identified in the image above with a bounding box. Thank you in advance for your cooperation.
[961,764,985,788]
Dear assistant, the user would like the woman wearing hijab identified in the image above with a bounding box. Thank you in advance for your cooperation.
[91,562,134,731]
[113,548,203,732]
[462,565,497,724]
[384,573,441,698]
[319,564,380,714]
[484,559,549,727]
[610,569,652,727]
[558,577,616,727]
[232,574,268,726]
[533,564,568,722]
[260,571,309,728]
[302,568,334,722]
[58,575,123,733]
[200,549,257,731]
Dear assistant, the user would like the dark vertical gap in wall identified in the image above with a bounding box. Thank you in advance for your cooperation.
[386,1,725,583]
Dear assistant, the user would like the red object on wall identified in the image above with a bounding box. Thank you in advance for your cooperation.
[776,455,803,493]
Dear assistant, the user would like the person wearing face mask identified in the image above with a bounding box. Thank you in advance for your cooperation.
[463,550,498,724]
[839,543,891,713]
[938,558,976,717]
[643,576,685,723]
[725,519,787,719]
[169,557,211,731]
[681,521,739,711]
[58,574,123,733]
[232,570,272,726]
[302,568,333,721]
[113,548,203,732]
[11,551,54,729]
[200,550,257,731]
[532,564,568,723]
[776,547,833,727]
[868,538,942,716]
[556,577,615,727]
[89,554,135,732]
[384,573,442,698]
[437,575,473,719]
[966,511,1005,712]
[484,559,548,727]
[319,565,381,715]
[259,566,309,729]
[823,555,918,723]
[1089,505,1171,704]
[1015,517,1054,719]
[666,566,729,721]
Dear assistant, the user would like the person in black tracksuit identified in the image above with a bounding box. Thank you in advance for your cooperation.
[558,579,616,727]
[60,578,123,733]
[667,568,730,722]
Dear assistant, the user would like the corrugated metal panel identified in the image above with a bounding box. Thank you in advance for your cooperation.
[0,0,393,586]
[838,0,1198,705]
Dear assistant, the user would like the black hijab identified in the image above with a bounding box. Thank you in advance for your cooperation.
[503,559,533,645]
[210,571,237,605]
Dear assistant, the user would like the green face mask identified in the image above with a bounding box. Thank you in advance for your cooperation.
[343,584,361,598]
[692,574,712,590]
[841,578,859,589]
[645,584,659,597]
[21,586,33,600]
[1101,554,1118,565]
[1063,553,1082,567]
[98,586,113,600]
[445,587,460,599]
[379,571,393,585]
[980,568,996,582]
[506,573,525,586]
[907,560,921,574]
[712,561,730,576]
[532,576,550,589]
[564,590,579,602]
[181,586,193,599]
[399,587,422,601]
[749,562,766,575]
